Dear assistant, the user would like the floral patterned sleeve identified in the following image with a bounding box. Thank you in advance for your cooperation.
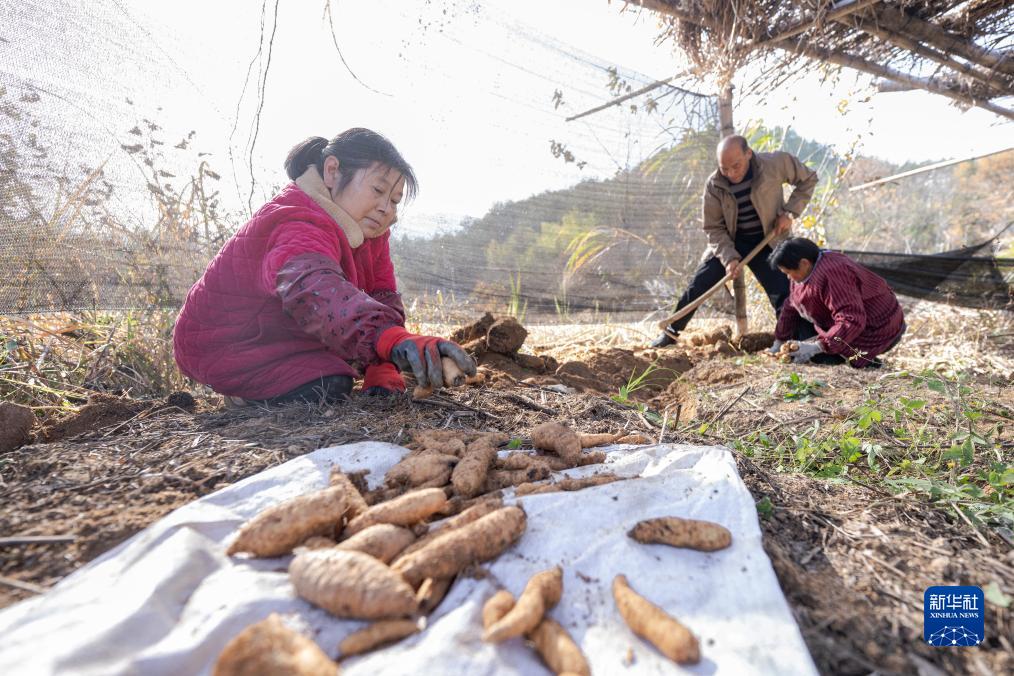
[275,252,403,369]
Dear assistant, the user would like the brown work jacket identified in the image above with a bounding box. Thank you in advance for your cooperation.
[702,151,818,266]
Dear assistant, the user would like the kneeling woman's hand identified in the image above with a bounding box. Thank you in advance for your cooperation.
[362,362,405,396]
[789,339,823,364]
[375,327,477,391]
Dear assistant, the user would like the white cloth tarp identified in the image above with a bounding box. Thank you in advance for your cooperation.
[0,442,818,675]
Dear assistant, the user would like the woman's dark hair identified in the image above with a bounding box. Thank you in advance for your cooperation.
[769,237,821,270]
[284,128,418,201]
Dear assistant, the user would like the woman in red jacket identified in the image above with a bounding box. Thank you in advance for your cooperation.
[173,128,475,404]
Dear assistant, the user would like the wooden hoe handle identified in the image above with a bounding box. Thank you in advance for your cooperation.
[657,228,781,335]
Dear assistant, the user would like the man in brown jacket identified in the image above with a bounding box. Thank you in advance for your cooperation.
[651,135,819,347]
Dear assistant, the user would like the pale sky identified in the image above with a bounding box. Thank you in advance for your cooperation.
[4,0,1011,235]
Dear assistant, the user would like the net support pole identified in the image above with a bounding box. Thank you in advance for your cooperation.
[718,81,749,338]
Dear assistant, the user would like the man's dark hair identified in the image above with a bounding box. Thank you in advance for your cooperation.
[769,237,821,270]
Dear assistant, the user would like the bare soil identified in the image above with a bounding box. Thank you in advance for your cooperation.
[1,314,1011,675]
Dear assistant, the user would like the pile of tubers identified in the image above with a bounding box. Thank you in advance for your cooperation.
[218,468,528,673]
[376,422,636,503]
[774,340,800,363]
[215,421,736,673]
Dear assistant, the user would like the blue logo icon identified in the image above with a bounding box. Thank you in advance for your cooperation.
[924,586,984,647]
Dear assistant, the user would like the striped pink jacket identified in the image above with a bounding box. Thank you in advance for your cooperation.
[775,251,905,367]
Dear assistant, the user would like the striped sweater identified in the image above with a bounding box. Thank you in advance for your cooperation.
[729,166,762,233]
[775,251,905,367]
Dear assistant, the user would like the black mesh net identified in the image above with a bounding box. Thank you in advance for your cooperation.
[844,233,1014,311]
[1,0,1011,322]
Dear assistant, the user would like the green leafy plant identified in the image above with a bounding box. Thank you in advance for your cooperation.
[610,362,676,428]
[612,362,660,406]
[771,372,825,401]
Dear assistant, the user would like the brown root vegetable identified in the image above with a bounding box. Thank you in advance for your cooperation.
[334,524,416,563]
[628,516,732,552]
[439,496,505,530]
[497,453,551,472]
[213,614,337,676]
[774,340,800,363]
[410,438,468,459]
[437,490,505,518]
[482,590,516,629]
[410,430,508,455]
[612,574,699,665]
[338,618,422,657]
[451,438,499,498]
[329,468,369,518]
[539,451,606,472]
[396,497,505,563]
[384,453,458,489]
[483,566,563,643]
[530,618,591,676]
[364,486,406,506]
[515,474,623,496]
[614,434,649,445]
[441,357,466,387]
[411,358,466,399]
[577,432,620,448]
[392,506,527,587]
[227,486,351,558]
[299,536,337,551]
[531,422,581,464]
[344,487,449,536]
[290,549,418,620]
[415,576,454,615]
[485,466,550,492]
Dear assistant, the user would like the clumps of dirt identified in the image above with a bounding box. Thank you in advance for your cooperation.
[486,317,528,354]
[39,393,151,442]
[680,325,733,347]
[0,402,35,452]
[450,312,497,344]
[736,331,775,353]
[552,361,600,392]
[475,353,537,382]
[513,353,558,374]
[682,359,750,385]
[551,348,692,399]
[452,314,555,380]
[453,314,528,355]
[674,324,778,358]
[164,391,197,412]
[451,315,696,399]
[650,380,699,424]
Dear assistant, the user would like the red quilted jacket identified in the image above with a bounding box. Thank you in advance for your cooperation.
[173,182,403,399]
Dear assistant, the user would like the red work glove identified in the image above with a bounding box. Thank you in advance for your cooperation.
[376,326,476,390]
[362,362,405,396]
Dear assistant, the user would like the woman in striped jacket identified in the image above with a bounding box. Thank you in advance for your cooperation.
[770,237,906,368]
